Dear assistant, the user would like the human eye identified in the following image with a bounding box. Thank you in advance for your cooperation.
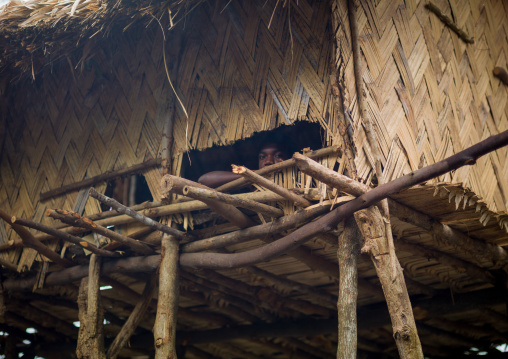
[258,154,266,160]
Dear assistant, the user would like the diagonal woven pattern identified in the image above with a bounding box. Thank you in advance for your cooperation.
[331,0,508,212]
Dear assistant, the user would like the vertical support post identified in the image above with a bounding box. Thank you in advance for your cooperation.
[76,254,106,359]
[354,207,423,359]
[337,217,361,358]
[154,233,180,358]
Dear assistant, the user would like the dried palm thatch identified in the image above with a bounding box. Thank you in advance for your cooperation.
[0,0,202,77]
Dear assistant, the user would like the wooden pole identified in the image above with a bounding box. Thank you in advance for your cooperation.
[107,271,158,359]
[40,158,161,201]
[76,254,106,359]
[294,154,508,269]
[354,207,423,358]
[46,209,154,255]
[88,187,190,240]
[0,209,74,268]
[154,233,180,359]
[232,165,312,207]
[293,153,367,197]
[182,185,284,218]
[11,216,120,258]
[337,217,361,359]
[161,174,256,228]
[215,145,340,193]
[33,191,283,243]
[181,203,329,253]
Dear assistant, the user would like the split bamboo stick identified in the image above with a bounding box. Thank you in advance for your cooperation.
[232,165,311,207]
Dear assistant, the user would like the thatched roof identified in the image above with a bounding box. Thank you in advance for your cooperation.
[0,0,201,78]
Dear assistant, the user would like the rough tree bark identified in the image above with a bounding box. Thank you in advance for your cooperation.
[154,233,180,359]
[354,207,423,359]
[76,254,106,359]
[337,216,361,359]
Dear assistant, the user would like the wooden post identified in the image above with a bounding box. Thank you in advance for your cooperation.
[354,207,423,358]
[337,217,361,359]
[154,233,180,358]
[76,254,106,359]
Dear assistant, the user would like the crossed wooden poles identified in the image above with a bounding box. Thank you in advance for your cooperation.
[2,130,508,358]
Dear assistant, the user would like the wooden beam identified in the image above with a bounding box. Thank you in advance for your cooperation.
[294,154,508,269]
[388,201,508,269]
[40,158,160,201]
[180,130,508,269]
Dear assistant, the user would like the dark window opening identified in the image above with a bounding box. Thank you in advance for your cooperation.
[181,122,325,182]
[100,174,153,211]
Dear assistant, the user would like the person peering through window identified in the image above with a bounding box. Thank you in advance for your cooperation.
[197,141,289,188]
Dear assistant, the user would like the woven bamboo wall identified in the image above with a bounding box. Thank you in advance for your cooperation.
[1,0,507,268]
[331,0,508,212]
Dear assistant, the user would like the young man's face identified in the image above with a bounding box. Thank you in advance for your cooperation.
[258,143,287,169]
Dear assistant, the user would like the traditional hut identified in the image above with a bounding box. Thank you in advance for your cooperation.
[0,0,508,358]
